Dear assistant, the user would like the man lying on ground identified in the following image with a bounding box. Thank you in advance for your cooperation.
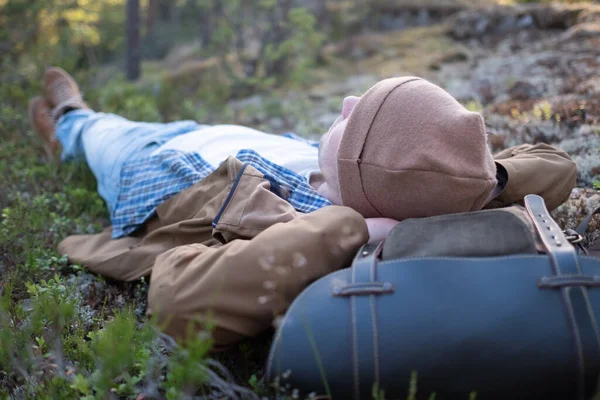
[29,67,577,348]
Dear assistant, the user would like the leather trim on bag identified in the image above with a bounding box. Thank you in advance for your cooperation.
[525,194,582,276]
[525,195,588,400]
[350,287,360,399]
[369,244,382,389]
[348,243,385,399]
[332,282,394,296]
[538,275,600,288]
[350,246,363,400]
[565,286,587,400]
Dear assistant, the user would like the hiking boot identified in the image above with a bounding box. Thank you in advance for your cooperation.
[44,67,89,121]
[28,96,60,160]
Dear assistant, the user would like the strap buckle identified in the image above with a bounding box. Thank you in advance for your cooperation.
[564,230,584,245]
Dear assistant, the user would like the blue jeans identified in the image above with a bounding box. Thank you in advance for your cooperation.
[56,110,201,213]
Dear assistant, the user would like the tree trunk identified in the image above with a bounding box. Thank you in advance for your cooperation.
[158,0,172,21]
[264,0,293,79]
[200,1,221,48]
[146,0,157,36]
[126,0,141,81]
[315,0,330,29]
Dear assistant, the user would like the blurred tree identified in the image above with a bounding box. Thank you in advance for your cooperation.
[0,0,331,95]
[146,0,158,34]
[126,0,141,80]
[315,1,331,28]
[146,0,172,37]
[198,1,222,48]
[198,0,325,94]
[0,0,131,70]
[298,0,331,29]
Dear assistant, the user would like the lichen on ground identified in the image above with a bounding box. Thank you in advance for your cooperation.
[1,1,600,398]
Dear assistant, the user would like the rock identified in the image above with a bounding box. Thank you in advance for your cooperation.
[557,134,600,187]
[416,9,432,26]
[350,46,369,60]
[318,112,340,130]
[442,77,478,103]
[369,1,464,30]
[449,4,600,40]
[380,13,408,31]
[530,4,598,30]
[66,272,106,305]
[229,94,265,109]
[574,77,600,97]
[449,6,535,40]
[560,23,600,42]
[429,49,470,70]
[496,15,519,34]
[228,94,269,125]
[323,35,381,61]
[475,16,490,36]
[554,187,600,247]
[578,8,600,25]
[163,41,202,69]
[268,117,285,132]
[449,10,489,39]
[474,79,495,104]
[517,14,535,29]
[308,74,379,100]
[508,81,543,101]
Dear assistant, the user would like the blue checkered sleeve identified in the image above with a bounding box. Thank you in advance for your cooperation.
[236,150,331,213]
[110,148,331,239]
[112,150,215,238]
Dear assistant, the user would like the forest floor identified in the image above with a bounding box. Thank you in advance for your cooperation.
[2,1,600,399]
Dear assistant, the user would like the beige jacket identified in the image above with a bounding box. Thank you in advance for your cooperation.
[58,143,577,347]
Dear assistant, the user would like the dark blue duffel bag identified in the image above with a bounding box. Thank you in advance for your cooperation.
[266,195,600,400]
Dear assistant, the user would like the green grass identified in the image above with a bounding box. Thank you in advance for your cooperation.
[0,53,351,396]
[0,68,285,399]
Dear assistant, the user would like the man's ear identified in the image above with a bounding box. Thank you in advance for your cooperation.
[342,96,361,119]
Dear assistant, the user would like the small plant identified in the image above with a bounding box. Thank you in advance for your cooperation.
[73,309,157,399]
[464,100,483,113]
[532,101,553,121]
[26,274,77,337]
[372,382,386,400]
[407,371,418,400]
[93,79,163,122]
[164,323,214,399]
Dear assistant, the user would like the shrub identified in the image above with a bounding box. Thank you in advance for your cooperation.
[198,0,326,93]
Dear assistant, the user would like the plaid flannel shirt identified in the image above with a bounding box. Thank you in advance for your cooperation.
[110,134,331,238]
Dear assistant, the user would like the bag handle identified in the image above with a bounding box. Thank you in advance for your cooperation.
[526,194,600,400]
[330,242,390,400]
[525,194,581,275]
[331,242,391,297]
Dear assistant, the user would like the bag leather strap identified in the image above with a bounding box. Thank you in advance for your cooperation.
[332,242,393,400]
[576,206,600,237]
[525,194,581,276]
[574,206,600,256]
[525,194,600,399]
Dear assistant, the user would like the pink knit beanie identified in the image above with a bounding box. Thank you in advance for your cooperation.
[337,77,497,220]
